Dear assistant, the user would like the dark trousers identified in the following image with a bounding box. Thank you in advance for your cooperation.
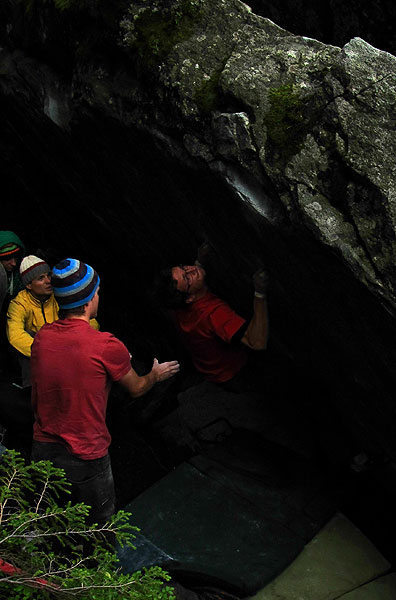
[31,441,115,527]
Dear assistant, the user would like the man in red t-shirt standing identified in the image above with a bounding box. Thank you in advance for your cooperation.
[154,250,269,390]
[31,258,179,527]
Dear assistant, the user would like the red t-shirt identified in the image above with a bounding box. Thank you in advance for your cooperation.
[173,292,247,383]
[31,319,131,460]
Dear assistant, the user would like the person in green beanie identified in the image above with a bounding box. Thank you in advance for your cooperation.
[0,231,25,382]
[0,231,25,310]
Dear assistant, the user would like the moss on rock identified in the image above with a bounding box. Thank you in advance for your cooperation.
[264,83,312,163]
[121,0,204,65]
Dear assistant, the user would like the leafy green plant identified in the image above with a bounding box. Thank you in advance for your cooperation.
[0,450,175,599]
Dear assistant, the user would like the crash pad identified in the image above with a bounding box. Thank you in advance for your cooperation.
[338,572,396,599]
[118,430,343,595]
[248,512,390,600]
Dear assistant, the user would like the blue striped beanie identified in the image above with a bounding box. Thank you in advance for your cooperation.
[51,258,100,309]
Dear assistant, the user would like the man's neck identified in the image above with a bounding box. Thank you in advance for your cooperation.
[69,314,90,323]
[187,285,209,304]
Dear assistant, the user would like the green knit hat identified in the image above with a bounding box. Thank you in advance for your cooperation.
[0,231,24,259]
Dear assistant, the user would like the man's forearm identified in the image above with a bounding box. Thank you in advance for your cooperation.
[118,359,180,398]
[119,368,158,399]
[241,296,269,350]
[129,370,158,398]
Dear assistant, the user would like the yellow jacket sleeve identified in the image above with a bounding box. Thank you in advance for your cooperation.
[89,318,100,330]
[6,299,34,358]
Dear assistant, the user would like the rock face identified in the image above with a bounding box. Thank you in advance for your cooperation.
[1,0,396,465]
[246,0,396,58]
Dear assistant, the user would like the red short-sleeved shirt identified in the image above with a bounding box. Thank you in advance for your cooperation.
[173,292,247,383]
[31,319,131,460]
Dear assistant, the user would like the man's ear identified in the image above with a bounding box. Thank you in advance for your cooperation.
[26,282,32,291]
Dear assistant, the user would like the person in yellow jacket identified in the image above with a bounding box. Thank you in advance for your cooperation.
[6,255,99,387]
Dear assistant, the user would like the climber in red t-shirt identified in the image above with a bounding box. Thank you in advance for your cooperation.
[154,245,269,388]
